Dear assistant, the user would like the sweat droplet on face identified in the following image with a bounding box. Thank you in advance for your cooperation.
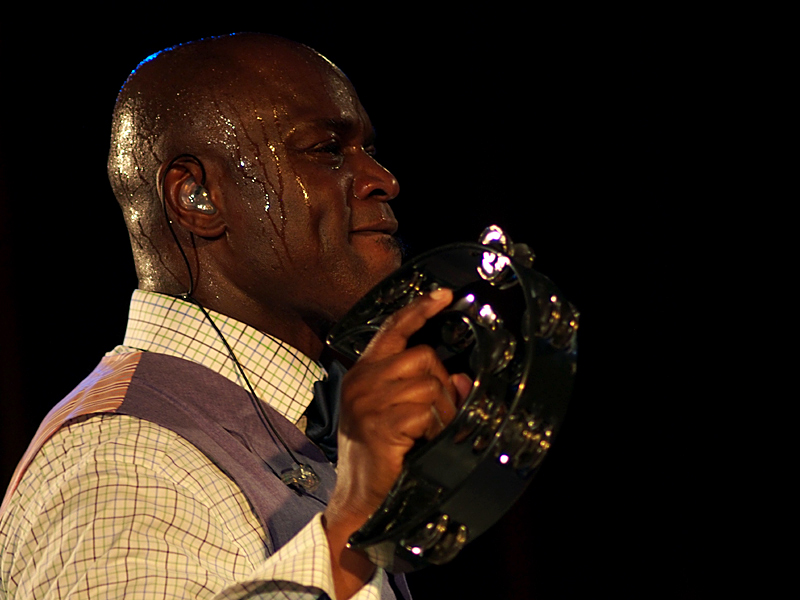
[295,175,310,207]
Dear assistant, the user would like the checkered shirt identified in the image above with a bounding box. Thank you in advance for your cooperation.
[0,290,385,599]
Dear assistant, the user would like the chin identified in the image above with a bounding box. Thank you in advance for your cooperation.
[378,234,405,272]
[351,232,403,264]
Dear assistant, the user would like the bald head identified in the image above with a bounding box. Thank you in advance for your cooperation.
[109,33,335,188]
[107,33,351,289]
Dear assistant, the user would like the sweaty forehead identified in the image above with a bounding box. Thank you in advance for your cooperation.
[214,61,370,150]
[243,52,363,121]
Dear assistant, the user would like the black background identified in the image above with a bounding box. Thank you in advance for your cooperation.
[1,8,717,599]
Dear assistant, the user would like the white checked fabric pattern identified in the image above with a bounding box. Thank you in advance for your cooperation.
[119,290,326,426]
[0,291,385,599]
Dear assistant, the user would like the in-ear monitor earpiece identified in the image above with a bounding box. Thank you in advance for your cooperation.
[179,178,217,214]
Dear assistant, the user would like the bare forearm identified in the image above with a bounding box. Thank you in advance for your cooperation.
[322,510,375,600]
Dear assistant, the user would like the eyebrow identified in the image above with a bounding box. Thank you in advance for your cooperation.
[311,117,376,141]
[315,117,354,131]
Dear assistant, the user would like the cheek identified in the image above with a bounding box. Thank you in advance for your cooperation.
[237,152,284,214]
[287,161,353,239]
[218,115,298,231]
[234,150,324,250]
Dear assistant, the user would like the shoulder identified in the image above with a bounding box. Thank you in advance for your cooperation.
[1,414,267,582]
[38,413,258,523]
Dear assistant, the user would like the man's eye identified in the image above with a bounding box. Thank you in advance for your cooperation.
[364,144,377,157]
[313,140,342,155]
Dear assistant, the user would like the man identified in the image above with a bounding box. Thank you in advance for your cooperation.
[0,33,469,599]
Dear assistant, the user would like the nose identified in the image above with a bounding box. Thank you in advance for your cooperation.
[353,153,400,202]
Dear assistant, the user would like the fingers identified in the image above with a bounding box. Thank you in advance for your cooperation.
[360,288,453,362]
[378,375,463,441]
[376,344,452,391]
[427,373,473,437]
[348,289,471,439]
[389,370,472,439]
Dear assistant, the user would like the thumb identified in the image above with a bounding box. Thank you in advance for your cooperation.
[450,373,473,408]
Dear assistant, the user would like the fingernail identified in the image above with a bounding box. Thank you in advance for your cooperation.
[430,288,450,301]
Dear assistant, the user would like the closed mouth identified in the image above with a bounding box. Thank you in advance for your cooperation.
[350,220,399,236]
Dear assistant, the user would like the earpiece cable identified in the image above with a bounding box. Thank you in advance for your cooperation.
[159,154,321,493]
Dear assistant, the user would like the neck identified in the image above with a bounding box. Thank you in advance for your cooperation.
[185,287,327,361]
[140,258,330,361]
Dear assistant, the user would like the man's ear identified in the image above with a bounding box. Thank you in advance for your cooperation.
[160,156,226,238]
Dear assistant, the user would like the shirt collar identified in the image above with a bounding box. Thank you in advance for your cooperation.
[117,290,326,425]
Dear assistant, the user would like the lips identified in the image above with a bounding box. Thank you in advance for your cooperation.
[350,218,399,236]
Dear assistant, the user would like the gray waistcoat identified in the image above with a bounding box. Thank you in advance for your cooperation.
[117,352,410,600]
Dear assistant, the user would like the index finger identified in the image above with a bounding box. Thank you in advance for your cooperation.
[359,288,453,363]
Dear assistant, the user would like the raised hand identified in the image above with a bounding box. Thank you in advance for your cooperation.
[322,288,470,598]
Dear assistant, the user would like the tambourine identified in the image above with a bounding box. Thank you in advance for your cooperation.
[327,226,578,572]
